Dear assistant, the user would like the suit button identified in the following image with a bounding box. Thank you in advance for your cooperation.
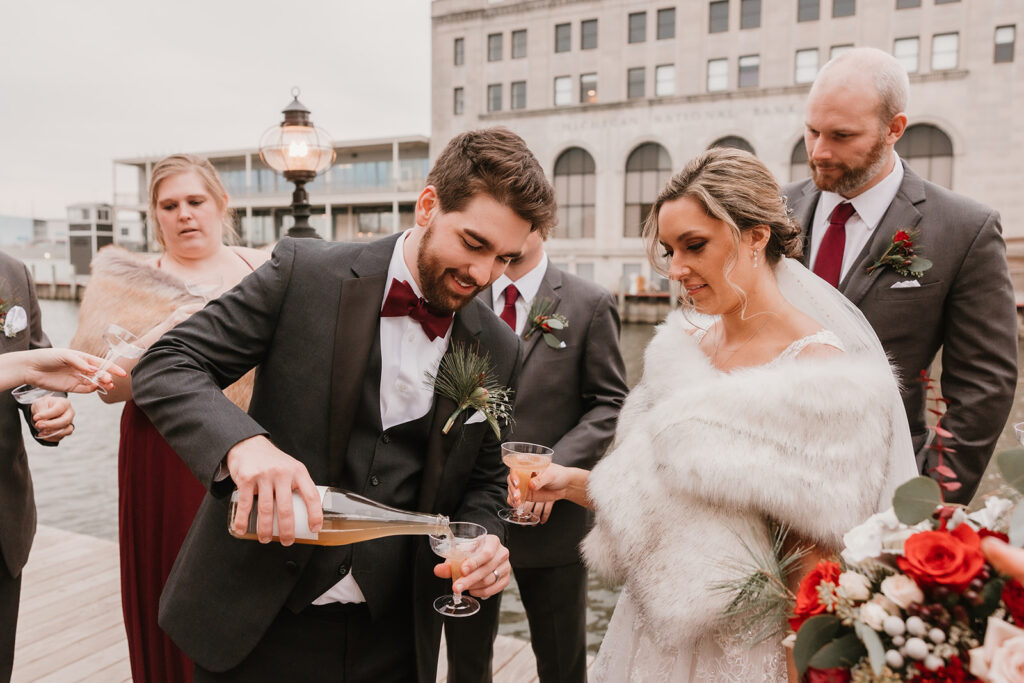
[370,475,380,486]
[381,433,391,444]
[285,560,298,574]
[337,564,349,577]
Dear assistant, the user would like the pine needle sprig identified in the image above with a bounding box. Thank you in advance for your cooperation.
[425,342,514,439]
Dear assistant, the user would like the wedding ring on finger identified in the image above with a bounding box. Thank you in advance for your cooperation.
[492,569,502,582]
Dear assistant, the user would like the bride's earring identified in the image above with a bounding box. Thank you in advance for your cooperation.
[753,249,759,269]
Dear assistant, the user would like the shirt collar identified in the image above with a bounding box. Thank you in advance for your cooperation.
[492,253,549,309]
[818,151,905,232]
[383,230,425,305]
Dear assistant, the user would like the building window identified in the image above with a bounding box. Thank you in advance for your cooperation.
[798,0,819,22]
[893,37,919,73]
[995,25,1016,63]
[581,19,598,49]
[709,1,729,33]
[795,48,819,83]
[655,64,676,96]
[629,12,646,43]
[487,84,502,112]
[511,29,527,59]
[934,0,959,4]
[932,32,958,70]
[741,0,761,29]
[833,0,855,18]
[580,73,598,103]
[831,44,854,59]
[554,76,572,105]
[487,33,503,61]
[624,143,672,238]
[627,67,646,98]
[555,23,571,53]
[453,87,464,115]
[554,147,597,239]
[896,0,920,7]
[738,54,760,88]
[710,136,756,154]
[511,81,527,110]
[454,37,465,66]
[790,139,810,181]
[657,8,676,39]
[894,123,953,188]
[707,58,728,91]
[575,263,595,281]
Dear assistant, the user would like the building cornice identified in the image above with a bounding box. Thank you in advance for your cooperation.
[433,0,593,25]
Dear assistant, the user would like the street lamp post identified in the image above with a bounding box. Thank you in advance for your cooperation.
[259,88,335,239]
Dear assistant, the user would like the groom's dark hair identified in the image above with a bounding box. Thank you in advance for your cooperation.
[426,127,556,238]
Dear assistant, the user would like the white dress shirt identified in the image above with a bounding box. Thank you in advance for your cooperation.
[314,230,452,606]
[490,253,549,336]
[808,152,905,282]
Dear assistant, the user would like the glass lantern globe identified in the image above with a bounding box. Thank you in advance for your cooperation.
[258,89,335,179]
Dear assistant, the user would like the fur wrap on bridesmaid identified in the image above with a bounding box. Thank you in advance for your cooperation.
[582,310,899,650]
[71,246,254,409]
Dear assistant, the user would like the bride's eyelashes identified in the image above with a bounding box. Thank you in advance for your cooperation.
[686,240,707,252]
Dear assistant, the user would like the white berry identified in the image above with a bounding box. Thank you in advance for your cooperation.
[905,637,929,660]
[924,654,944,671]
[884,616,907,636]
[928,628,946,644]
[906,616,927,636]
[892,635,905,646]
[885,650,905,668]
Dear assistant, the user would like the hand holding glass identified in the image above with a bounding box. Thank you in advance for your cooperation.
[498,442,553,526]
[11,384,55,405]
[430,522,487,617]
[77,324,144,395]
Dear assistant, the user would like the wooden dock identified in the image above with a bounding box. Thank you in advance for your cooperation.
[13,526,578,682]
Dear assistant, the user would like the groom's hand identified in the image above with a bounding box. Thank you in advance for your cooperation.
[433,534,511,599]
[227,435,323,546]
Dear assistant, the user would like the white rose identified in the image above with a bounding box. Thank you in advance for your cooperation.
[838,572,872,602]
[871,594,901,616]
[3,305,26,338]
[969,497,1014,531]
[970,618,1024,682]
[860,602,888,631]
[881,574,924,609]
[842,515,886,564]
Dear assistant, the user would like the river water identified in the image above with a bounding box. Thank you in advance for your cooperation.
[20,299,1023,654]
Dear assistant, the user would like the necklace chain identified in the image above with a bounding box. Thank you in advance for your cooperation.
[711,318,771,369]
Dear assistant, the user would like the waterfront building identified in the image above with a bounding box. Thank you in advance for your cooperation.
[431,0,1023,292]
[67,203,114,276]
[113,136,429,250]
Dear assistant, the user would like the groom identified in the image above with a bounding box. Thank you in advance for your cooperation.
[132,127,557,681]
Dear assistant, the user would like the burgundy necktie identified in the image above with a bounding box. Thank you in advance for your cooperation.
[499,284,519,331]
[813,202,856,288]
[380,278,453,341]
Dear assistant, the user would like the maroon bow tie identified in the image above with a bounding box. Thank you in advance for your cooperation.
[380,278,453,341]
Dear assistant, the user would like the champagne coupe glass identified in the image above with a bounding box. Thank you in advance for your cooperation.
[430,521,486,617]
[1015,422,1024,446]
[184,274,224,304]
[76,323,145,395]
[11,384,55,405]
[497,442,553,526]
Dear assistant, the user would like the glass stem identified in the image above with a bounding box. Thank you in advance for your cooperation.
[452,590,462,606]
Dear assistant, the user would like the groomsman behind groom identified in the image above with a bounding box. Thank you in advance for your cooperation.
[782,47,1017,505]
[445,230,628,682]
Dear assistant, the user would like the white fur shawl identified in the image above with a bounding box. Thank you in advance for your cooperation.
[71,246,254,410]
[582,311,900,648]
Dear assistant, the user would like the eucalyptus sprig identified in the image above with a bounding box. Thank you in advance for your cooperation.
[522,296,568,349]
[425,342,514,439]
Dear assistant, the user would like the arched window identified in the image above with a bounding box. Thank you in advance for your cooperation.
[709,136,755,155]
[624,143,672,238]
[553,148,596,239]
[790,139,810,182]
[895,124,953,188]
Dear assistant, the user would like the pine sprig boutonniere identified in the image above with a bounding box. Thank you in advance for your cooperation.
[425,343,514,439]
[865,228,932,278]
[523,297,568,349]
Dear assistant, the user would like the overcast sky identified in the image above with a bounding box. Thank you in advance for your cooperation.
[0,0,431,218]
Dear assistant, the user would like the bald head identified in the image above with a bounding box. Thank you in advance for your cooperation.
[812,47,910,127]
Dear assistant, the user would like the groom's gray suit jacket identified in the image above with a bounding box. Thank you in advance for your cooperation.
[783,161,1017,504]
[132,235,519,677]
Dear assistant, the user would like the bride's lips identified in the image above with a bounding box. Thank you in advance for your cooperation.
[685,283,707,295]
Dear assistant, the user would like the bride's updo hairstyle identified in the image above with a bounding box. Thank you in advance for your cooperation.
[148,154,238,249]
[642,147,802,276]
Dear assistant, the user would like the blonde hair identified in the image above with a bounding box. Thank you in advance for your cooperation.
[642,147,802,277]
[148,154,237,249]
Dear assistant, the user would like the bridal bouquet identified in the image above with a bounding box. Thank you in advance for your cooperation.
[791,464,1024,682]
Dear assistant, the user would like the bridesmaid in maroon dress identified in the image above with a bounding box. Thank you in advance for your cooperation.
[71,154,269,683]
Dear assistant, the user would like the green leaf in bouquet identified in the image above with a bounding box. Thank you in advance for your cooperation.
[997,448,1024,495]
[1011,503,1024,548]
[853,620,885,676]
[808,632,867,670]
[972,577,1006,621]
[794,614,841,675]
[893,476,942,524]
[910,256,932,273]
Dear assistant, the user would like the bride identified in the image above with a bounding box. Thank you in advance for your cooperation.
[516,148,918,681]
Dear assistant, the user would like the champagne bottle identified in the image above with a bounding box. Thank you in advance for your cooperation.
[228,486,450,546]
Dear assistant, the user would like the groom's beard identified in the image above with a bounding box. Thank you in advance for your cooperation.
[809,130,889,197]
[416,222,485,315]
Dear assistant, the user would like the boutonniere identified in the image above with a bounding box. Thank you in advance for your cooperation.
[425,342,514,439]
[0,281,26,338]
[865,228,933,278]
[522,297,568,349]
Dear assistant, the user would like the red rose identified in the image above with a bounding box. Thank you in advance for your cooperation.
[978,529,1010,543]
[805,668,851,683]
[894,230,912,246]
[1003,579,1024,625]
[897,524,986,592]
[789,561,841,632]
[907,655,977,682]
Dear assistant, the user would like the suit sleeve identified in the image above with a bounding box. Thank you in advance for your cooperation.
[932,209,1018,503]
[131,240,297,490]
[20,262,59,447]
[551,290,628,470]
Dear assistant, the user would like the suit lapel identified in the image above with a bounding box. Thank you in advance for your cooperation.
[326,236,396,485]
[790,181,821,269]
[522,266,562,364]
[418,304,484,512]
[840,163,926,307]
